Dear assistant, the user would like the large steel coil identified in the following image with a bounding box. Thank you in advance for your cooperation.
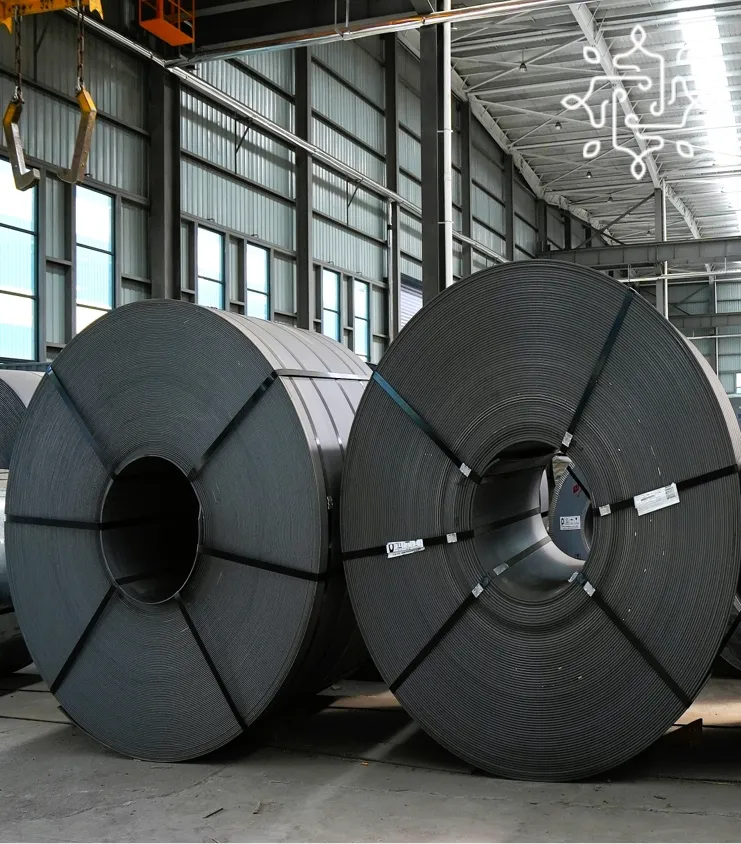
[6,300,369,761]
[0,370,42,675]
[341,261,741,781]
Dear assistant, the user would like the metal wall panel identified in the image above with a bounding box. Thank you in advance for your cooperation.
[472,184,504,234]
[472,220,506,258]
[239,50,295,93]
[547,206,565,250]
[400,277,422,329]
[399,211,422,263]
[312,120,385,182]
[472,250,496,273]
[313,64,384,153]
[515,217,537,257]
[398,84,421,137]
[669,283,709,316]
[121,202,149,279]
[398,45,420,96]
[313,164,386,241]
[45,265,66,346]
[514,180,537,226]
[182,159,295,251]
[45,175,67,261]
[0,15,146,129]
[312,41,385,108]
[0,77,147,197]
[313,217,385,281]
[399,172,421,208]
[273,253,296,316]
[122,280,150,303]
[181,90,295,198]
[717,282,741,313]
[198,61,294,131]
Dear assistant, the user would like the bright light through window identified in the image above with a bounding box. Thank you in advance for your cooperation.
[680,11,741,229]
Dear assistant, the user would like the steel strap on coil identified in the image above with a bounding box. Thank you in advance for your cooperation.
[341,260,741,781]
[0,369,42,675]
[6,300,369,761]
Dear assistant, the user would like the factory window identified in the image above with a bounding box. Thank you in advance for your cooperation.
[321,268,341,340]
[246,243,269,320]
[197,228,225,309]
[76,187,114,334]
[353,280,370,360]
[0,159,37,360]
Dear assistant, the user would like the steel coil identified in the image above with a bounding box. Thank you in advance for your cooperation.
[341,261,741,781]
[0,370,42,675]
[7,300,369,761]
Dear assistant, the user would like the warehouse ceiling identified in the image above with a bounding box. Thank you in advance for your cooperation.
[449,0,741,246]
[184,0,741,256]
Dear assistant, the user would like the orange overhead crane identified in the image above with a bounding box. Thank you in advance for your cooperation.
[1,1,102,191]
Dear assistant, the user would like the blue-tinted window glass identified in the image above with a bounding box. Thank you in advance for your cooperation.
[198,278,224,309]
[0,292,34,359]
[246,244,269,294]
[76,246,113,308]
[322,308,340,341]
[322,269,339,311]
[76,187,113,251]
[76,305,107,334]
[0,160,34,232]
[354,315,369,360]
[354,281,368,319]
[198,228,223,282]
[0,227,35,295]
[247,290,269,320]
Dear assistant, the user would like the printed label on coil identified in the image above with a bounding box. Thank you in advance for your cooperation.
[559,515,581,531]
[386,539,424,558]
[446,533,458,544]
[634,483,679,516]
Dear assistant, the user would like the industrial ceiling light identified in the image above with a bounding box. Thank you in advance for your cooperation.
[587,170,593,179]
[519,50,527,73]
[555,120,562,131]
[608,195,613,202]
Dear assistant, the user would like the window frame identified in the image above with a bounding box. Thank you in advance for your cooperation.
[74,184,115,336]
[0,157,39,361]
[196,225,226,310]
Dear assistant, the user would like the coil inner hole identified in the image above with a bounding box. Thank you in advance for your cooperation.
[472,442,587,603]
[101,457,200,604]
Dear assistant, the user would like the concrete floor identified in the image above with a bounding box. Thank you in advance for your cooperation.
[2,672,741,842]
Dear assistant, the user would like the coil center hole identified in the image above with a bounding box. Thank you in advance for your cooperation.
[101,457,201,604]
[472,442,587,603]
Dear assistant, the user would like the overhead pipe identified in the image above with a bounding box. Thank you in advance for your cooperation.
[441,0,454,289]
[173,0,578,65]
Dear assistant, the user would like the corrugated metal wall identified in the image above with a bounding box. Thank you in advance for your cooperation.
[0,14,148,360]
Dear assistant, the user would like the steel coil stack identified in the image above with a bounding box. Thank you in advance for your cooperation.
[6,300,369,761]
[341,261,741,781]
[0,370,43,675]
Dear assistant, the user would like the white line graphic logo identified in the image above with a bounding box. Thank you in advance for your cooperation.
[561,25,699,180]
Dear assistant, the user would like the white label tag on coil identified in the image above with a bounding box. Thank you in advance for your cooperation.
[559,515,581,531]
[562,431,573,448]
[386,539,424,558]
[583,581,595,597]
[460,463,472,478]
[446,533,458,544]
[633,483,679,517]
[472,583,484,598]
[598,504,611,517]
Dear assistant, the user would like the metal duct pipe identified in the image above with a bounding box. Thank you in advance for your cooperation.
[176,0,578,63]
[441,0,454,290]
[0,369,43,675]
[6,301,369,761]
[342,260,741,780]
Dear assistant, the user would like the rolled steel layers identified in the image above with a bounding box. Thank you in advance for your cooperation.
[6,300,369,761]
[341,261,741,781]
[0,370,42,674]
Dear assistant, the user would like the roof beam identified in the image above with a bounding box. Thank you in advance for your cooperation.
[568,3,701,239]
[539,236,741,268]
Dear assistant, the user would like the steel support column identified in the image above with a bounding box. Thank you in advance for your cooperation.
[420,2,453,304]
[384,33,401,339]
[654,186,668,318]
[295,47,314,331]
[149,64,181,300]
[460,99,473,278]
[504,154,515,261]
[536,199,548,254]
